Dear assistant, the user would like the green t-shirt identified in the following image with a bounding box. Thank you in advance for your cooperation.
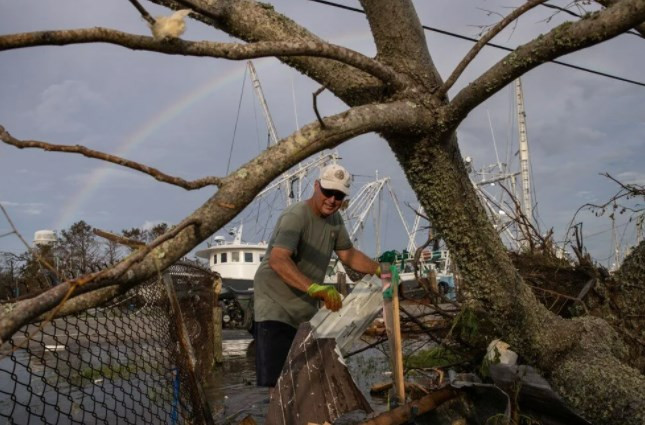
[253,201,352,328]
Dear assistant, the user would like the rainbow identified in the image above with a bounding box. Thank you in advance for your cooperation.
[54,62,250,229]
[54,30,372,230]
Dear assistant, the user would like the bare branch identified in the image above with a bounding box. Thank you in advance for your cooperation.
[451,0,645,118]
[602,172,645,197]
[0,100,433,343]
[313,87,327,128]
[0,28,405,87]
[0,126,223,190]
[128,0,156,26]
[0,202,59,278]
[92,228,146,248]
[437,0,547,98]
[0,218,200,345]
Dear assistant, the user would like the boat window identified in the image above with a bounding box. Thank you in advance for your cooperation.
[232,251,240,262]
[221,253,227,263]
[213,255,217,264]
[259,255,264,262]
[244,252,253,263]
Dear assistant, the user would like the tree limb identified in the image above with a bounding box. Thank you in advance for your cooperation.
[360,0,443,95]
[93,228,146,248]
[0,125,223,190]
[437,0,547,98]
[128,0,156,26]
[313,87,327,128]
[0,100,433,343]
[450,0,645,118]
[0,28,405,87]
[595,0,645,37]
[149,0,387,105]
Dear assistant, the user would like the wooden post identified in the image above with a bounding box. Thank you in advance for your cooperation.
[163,275,215,425]
[212,275,223,364]
[337,271,348,296]
[381,262,405,404]
[428,268,439,304]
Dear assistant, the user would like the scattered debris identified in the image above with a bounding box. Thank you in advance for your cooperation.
[359,388,457,425]
[485,339,518,366]
[266,323,372,425]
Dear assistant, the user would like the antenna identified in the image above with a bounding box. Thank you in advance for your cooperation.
[247,61,291,205]
[515,78,533,227]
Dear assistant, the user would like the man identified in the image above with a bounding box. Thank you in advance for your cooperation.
[252,163,380,387]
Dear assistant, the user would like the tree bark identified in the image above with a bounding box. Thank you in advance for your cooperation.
[2,1,644,423]
[388,132,644,424]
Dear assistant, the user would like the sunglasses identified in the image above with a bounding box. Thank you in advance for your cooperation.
[320,186,347,201]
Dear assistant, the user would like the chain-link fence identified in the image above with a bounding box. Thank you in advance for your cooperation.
[0,260,218,425]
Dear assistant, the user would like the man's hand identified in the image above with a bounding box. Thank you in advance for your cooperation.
[307,283,342,311]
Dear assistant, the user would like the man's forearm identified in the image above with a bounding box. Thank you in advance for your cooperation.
[338,248,379,275]
[269,256,313,292]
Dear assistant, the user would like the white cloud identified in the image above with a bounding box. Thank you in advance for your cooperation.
[575,191,595,200]
[615,171,645,185]
[31,80,106,134]
[141,220,167,231]
[0,201,46,216]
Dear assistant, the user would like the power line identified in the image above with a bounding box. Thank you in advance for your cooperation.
[307,0,645,88]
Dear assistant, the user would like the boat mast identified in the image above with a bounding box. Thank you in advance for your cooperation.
[247,61,292,205]
[515,78,533,226]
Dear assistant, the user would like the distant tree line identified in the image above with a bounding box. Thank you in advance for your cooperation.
[0,220,169,300]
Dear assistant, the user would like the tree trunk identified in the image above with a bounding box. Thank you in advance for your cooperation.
[388,131,645,424]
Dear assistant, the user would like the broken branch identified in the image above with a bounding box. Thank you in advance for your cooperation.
[358,388,457,425]
[92,228,146,248]
[0,126,223,190]
[0,101,433,344]
[127,0,156,26]
[313,87,326,128]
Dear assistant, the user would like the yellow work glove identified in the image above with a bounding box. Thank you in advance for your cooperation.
[307,283,342,312]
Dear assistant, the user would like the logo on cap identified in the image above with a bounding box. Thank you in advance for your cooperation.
[334,170,345,180]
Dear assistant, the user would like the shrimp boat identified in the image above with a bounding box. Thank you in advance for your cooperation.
[195,225,266,293]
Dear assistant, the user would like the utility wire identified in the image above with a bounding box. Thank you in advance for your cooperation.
[225,65,248,175]
[307,0,645,88]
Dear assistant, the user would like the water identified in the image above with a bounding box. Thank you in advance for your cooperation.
[204,330,270,423]
[2,329,432,424]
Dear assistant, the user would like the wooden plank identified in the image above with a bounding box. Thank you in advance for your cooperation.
[266,322,372,425]
[163,275,215,425]
[390,268,405,403]
[381,263,405,404]
[309,274,383,355]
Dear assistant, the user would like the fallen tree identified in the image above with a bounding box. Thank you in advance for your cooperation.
[1,1,644,423]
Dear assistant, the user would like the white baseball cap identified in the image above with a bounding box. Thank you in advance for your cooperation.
[319,163,351,195]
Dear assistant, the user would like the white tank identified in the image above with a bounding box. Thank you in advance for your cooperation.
[34,230,56,246]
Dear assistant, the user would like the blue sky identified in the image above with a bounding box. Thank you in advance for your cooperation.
[1,0,643,267]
